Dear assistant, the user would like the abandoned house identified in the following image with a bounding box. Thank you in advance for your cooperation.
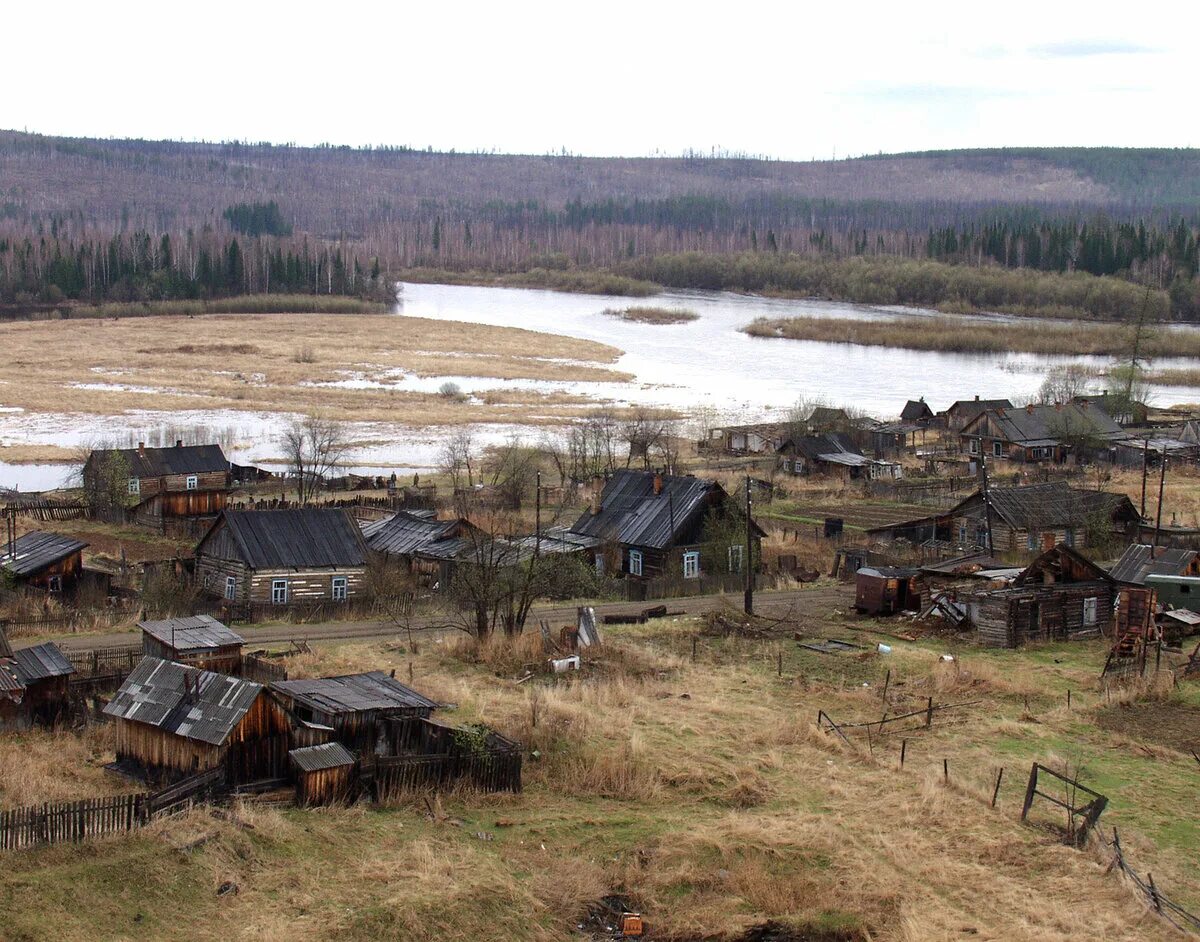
[900,398,935,425]
[104,657,291,784]
[270,671,439,756]
[866,482,1140,556]
[966,543,1115,647]
[706,421,790,454]
[0,638,75,731]
[361,511,482,587]
[1108,544,1200,586]
[140,615,245,674]
[195,508,370,608]
[960,402,1127,464]
[84,442,231,523]
[0,530,88,595]
[567,469,764,580]
[868,421,929,458]
[805,406,854,435]
[777,434,901,481]
[939,396,1014,432]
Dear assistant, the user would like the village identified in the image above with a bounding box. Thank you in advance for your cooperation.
[0,385,1198,941]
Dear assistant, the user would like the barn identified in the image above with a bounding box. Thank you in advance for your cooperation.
[140,615,245,674]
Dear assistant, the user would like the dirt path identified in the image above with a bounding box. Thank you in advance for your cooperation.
[16,585,853,654]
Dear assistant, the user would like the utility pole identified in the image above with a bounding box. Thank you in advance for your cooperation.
[1153,455,1168,549]
[978,435,995,555]
[533,470,542,564]
[744,475,754,615]
[1140,438,1149,518]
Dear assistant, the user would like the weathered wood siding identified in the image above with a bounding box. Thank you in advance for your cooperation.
[136,470,230,499]
[295,764,355,806]
[970,582,1113,648]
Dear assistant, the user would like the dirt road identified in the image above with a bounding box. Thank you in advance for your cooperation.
[18,585,854,654]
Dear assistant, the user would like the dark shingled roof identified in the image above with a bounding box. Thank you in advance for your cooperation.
[271,671,438,716]
[90,443,228,478]
[568,470,719,550]
[12,642,74,682]
[103,658,263,746]
[289,741,356,772]
[139,615,244,652]
[967,402,1126,445]
[901,399,934,422]
[1108,544,1198,585]
[205,509,368,569]
[944,398,1013,421]
[361,512,475,560]
[0,531,87,577]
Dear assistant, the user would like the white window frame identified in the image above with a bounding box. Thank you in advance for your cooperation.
[968,438,979,455]
[128,477,140,495]
[271,578,289,605]
[683,551,700,580]
[628,549,643,577]
[728,544,744,573]
[185,475,198,490]
[992,440,1003,458]
[224,575,237,601]
[1082,597,1098,626]
[332,576,348,602]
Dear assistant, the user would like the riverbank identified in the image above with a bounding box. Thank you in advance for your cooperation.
[0,293,392,321]
[401,266,660,297]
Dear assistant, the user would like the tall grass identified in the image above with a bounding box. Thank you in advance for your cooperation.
[602,305,699,324]
[743,314,1200,358]
[401,266,661,297]
[61,294,391,319]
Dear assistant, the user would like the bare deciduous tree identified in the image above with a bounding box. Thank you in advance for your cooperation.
[282,415,351,504]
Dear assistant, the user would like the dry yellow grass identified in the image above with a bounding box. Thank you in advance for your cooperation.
[0,726,129,807]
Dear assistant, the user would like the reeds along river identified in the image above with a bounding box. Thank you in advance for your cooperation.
[393,282,1200,416]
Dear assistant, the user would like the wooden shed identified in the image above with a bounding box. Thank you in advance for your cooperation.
[854,566,922,616]
[103,658,290,784]
[0,531,88,595]
[0,636,76,731]
[270,671,438,756]
[289,741,357,806]
[140,615,244,674]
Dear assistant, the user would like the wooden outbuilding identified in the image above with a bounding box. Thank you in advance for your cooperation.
[103,658,290,784]
[289,741,357,806]
[0,530,88,595]
[854,566,922,615]
[0,635,75,731]
[362,511,483,588]
[140,615,245,674]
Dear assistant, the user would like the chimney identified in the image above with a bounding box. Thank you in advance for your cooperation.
[175,439,183,448]
[137,441,146,456]
[590,475,603,515]
[653,471,663,496]
[974,394,980,401]
[1026,404,1035,415]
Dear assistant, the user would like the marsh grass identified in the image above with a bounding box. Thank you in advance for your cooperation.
[603,305,699,324]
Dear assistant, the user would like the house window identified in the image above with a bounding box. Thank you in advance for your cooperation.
[992,441,1002,458]
[1082,597,1098,626]
[968,438,979,455]
[224,575,237,601]
[683,551,700,579]
[1064,529,1074,547]
[332,576,348,601]
[958,523,968,545]
[728,545,744,573]
[128,477,140,495]
[271,579,289,605]
[47,575,62,593]
[1180,584,1191,595]
[1027,532,1038,551]
[185,475,198,490]
[628,549,643,577]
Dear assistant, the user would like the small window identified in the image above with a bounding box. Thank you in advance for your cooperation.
[47,575,62,593]
[185,475,198,490]
[224,575,237,601]
[1180,584,1191,595]
[728,545,744,573]
[1082,597,1098,626]
[332,576,348,602]
[1027,532,1037,551]
[683,551,700,579]
[271,579,289,605]
[968,438,979,455]
[1064,529,1074,547]
[992,440,1002,458]
[128,477,140,495]
[628,549,643,577]
[958,523,968,544]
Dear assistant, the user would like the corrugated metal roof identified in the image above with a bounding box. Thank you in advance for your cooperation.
[90,443,228,478]
[12,643,74,682]
[0,660,26,698]
[271,671,438,716]
[0,531,88,577]
[362,512,476,559]
[139,615,244,652]
[1109,544,1197,585]
[568,470,719,550]
[289,741,355,772]
[208,509,368,569]
[102,658,263,745]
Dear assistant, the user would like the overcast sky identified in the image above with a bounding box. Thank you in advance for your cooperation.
[6,1,1196,159]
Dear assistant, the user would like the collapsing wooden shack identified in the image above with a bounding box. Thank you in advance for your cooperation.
[139,615,245,674]
[967,544,1115,648]
[854,567,922,615]
[0,635,75,731]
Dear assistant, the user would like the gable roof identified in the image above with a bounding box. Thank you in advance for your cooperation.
[944,398,1013,419]
[1108,544,1198,585]
[0,531,87,577]
[289,741,356,772]
[568,470,721,550]
[779,433,865,462]
[901,399,934,421]
[89,443,228,479]
[965,403,1126,445]
[361,512,477,560]
[271,671,438,716]
[201,509,368,569]
[808,406,850,425]
[951,482,1139,530]
[103,657,263,745]
[1014,543,1113,587]
[139,615,244,653]
[11,642,74,682]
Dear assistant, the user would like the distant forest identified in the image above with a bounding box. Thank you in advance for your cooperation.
[2,131,1199,317]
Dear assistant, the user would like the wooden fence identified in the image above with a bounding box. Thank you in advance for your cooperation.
[2,500,89,522]
[0,794,146,850]
[370,747,522,797]
[1,607,138,639]
[1102,828,1200,935]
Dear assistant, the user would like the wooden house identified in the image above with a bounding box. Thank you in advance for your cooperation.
[140,615,245,674]
[270,671,438,756]
[289,741,357,806]
[900,399,935,426]
[707,421,790,455]
[104,657,290,784]
[778,434,870,481]
[960,402,1127,464]
[195,508,371,608]
[362,512,482,588]
[0,530,87,595]
[1070,394,1148,428]
[967,544,1115,647]
[0,639,75,731]
[939,396,1013,432]
[868,421,929,458]
[84,442,231,522]
[567,470,764,581]
[1108,544,1200,587]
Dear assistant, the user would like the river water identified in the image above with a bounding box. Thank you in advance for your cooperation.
[1,281,1196,491]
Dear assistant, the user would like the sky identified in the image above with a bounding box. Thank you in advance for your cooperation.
[5,0,1198,160]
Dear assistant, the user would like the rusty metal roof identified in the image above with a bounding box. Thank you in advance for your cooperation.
[0,531,88,577]
[289,741,355,772]
[0,660,25,699]
[569,470,719,550]
[12,642,75,682]
[103,657,263,746]
[206,508,369,570]
[271,671,437,716]
[139,615,244,652]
